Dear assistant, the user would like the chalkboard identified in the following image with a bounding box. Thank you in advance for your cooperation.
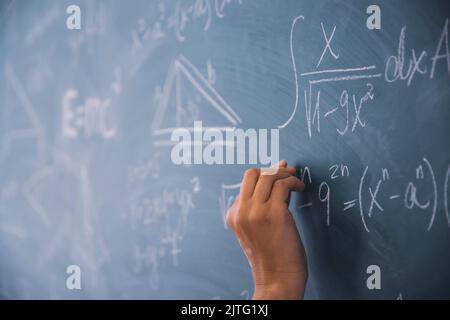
[1,0,450,299]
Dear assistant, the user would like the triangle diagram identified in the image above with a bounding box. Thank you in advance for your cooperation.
[151,55,242,146]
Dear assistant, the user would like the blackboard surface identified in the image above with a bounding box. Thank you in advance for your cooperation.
[1,0,450,299]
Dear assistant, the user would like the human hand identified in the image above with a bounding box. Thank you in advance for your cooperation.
[226,160,307,300]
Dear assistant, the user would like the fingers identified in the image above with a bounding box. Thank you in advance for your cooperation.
[237,161,305,204]
[270,175,305,204]
[238,161,287,200]
[254,166,297,202]
[239,169,260,199]
[261,159,287,175]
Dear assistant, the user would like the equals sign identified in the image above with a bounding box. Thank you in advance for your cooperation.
[343,199,356,211]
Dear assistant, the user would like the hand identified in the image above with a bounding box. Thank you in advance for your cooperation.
[226,160,307,300]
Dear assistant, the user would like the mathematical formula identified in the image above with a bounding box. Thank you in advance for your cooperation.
[279,16,450,138]
[127,154,201,288]
[297,159,450,232]
[220,159,450,233]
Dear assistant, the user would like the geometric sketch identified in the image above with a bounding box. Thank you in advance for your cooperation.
[151,55,242,146]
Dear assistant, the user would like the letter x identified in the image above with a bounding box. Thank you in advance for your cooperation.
[352,94,365,132]
[407,49,427,86]
[368,180,383,217]
[317,23,339,68]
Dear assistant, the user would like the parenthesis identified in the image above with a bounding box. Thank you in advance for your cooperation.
[423,158,438,231]
[359,166,370,232]
[444,163,450,228]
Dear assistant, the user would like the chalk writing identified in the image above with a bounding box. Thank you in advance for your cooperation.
[298,158,449,232]
[219,182,240,229]
[384,20,450,84]
[280,16,449,137]
[127,155,200,287]
[280,16,382,135]
[168,0,243,42]
[62,89,116,139]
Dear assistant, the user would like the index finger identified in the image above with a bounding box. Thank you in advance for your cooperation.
[270,175,305,204]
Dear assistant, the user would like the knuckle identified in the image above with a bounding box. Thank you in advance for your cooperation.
[284,176,294,186]
[244,168,259,179]
[274,179,287,189]
[235,212,247,226]
[259,173,274,184]
[225,210,234,227]
[235,205,253,226]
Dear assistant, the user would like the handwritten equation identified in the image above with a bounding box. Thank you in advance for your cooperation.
[279,16,450,137]
[127,154,201,288]
[297,158,450,232]
[131,0,243,49]
[219,159,450,233]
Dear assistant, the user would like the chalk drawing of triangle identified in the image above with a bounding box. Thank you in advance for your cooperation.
[151,55,242,146]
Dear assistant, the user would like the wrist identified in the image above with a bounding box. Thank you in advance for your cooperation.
[251,269,307,300]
